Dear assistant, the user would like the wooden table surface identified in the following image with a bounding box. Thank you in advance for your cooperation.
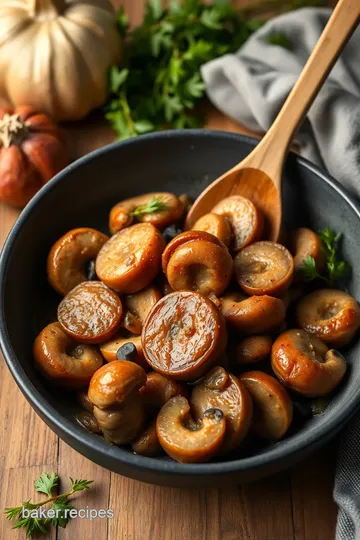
[0,1,338,539]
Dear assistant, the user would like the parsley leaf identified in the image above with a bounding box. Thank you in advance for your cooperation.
[132,196,169,218]
[300,227,351,286]
[105,0,326,140]
[4,472,93,538]
[34,472,59,497]
[70,478,94,493]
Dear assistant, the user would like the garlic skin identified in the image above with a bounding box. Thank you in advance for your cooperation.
[0,0,121,121]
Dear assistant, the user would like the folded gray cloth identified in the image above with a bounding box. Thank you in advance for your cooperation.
[201,7,360,199]
[202,8,360,540]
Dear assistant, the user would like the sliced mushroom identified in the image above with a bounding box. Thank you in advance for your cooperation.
[121,311,142,335]
[99,335,149,371]
[131,419,163,456]
[47,227,109,296]
[76,389,94,413]
[234,241,294,296]
[74,410,101,434]
[142,291,227,380]
[33,322,103,389]
[190,366,253,452]
[239,371,293,440]
[192,213,232,248]
[271,329,347,397]
[220,293,286,334]
[109,192,184,234]
[162,230,225,273]
[166,240,233,296]
[122,285,162,334]
[96,223,165,293]
[162,231,232,296]
[296,289,360,347]
[179,194,193,215]
[58,281,122,344]
[88,361,146,444]
[290,227,324,278]
[139,372,189,415]
[235,335,273,365]
[211,195,263,252]
[156,396,226,463]
[74,391,101,434]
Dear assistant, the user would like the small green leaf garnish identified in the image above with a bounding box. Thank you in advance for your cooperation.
[131,196,169,218]
[300,227,351,286]
[34,471,59,497]
[4,472,93,538]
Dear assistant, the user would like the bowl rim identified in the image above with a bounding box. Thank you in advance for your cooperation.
[1,128,360,477]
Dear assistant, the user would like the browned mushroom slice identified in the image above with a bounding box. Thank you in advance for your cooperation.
[99,334,149,371]
[211,195,263,251]
[178,194,193,215]
[296,289,360,347]
[131,419,163,456]
[190,366,253,452]
[192,213,232,248]
[88,361,147,445]
[271,329,347,397]
[235,335,273,365]
[96,223,165,293]
[220,293,286,334]
[234,241,294,296]
[33,322,103,389]
[162,230,225,273]
[122,285,162,334]
[239,371,293,440]
[58,281,122,344]
[290,227,324,278]
[142,291,227,381]
[47,227,109,296]
[109,192,184,234]
[156,396,226,463]
[165,239,233,296]
[74,393,101,434]
[139,372,189,415]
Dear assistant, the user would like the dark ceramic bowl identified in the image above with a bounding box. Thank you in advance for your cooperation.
[1,130,359,487]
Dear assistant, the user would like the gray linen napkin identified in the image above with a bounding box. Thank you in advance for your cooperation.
[201,8,360,540]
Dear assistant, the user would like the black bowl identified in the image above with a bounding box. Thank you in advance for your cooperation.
[1,130,359,488]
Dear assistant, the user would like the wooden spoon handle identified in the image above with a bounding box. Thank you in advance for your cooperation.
[242,0,360,184]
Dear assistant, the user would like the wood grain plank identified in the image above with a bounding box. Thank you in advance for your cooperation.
[291,448,337,540]
[0,201,59,540]
[56,443,111,540]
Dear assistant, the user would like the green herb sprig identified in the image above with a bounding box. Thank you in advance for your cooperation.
[301,227,351,286]
[4,472,93,538]
[106,0,327,140]
[131,195,169,218]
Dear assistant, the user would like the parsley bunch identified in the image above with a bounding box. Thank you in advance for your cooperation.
[301,227,351,286]
[106,0,327,139]
[4,472,93,538]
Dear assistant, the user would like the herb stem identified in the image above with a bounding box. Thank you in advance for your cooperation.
[120,89,136,136]
[24,489,79,510]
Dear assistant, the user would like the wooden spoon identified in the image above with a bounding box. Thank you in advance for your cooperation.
[186,0,360,241]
